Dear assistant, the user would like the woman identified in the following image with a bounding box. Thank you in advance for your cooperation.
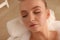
[18,0,58,40]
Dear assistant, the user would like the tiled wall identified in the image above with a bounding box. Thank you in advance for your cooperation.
[0,0,60,40]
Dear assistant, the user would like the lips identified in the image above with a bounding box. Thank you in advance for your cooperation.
[30,24,37,27]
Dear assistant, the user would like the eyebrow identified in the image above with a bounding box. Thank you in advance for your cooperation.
[21,10,27,13]
[21,6,41,12]
[32,6,41,10]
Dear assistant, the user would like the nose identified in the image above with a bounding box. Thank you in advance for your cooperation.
[28,13,35,22]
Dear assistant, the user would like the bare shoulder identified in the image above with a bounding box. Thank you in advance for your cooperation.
[49,31,58,40]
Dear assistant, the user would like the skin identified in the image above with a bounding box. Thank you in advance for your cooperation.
[19,0,58,40]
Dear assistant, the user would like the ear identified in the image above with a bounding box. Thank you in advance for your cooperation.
[46,9,50,19]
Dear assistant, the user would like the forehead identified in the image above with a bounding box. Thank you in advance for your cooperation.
[20,0,45,10]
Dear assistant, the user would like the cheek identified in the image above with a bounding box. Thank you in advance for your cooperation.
[37,14,47,25]
[22,19,29,27]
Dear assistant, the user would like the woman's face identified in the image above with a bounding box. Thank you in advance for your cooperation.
[20,0,50,32]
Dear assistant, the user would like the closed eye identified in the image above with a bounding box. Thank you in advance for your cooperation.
[22,14,28,17]
[21,10,28,18]
[34,11,41,14]
[33,9,41,14]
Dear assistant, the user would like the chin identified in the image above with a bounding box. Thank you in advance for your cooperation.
[30,28,41,33]
[29,26,42,33]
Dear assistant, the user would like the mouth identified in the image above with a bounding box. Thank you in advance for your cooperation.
[30,24,38,28]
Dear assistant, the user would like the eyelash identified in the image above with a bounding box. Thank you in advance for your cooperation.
[34,11,41,14]
[22,14,28,18]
